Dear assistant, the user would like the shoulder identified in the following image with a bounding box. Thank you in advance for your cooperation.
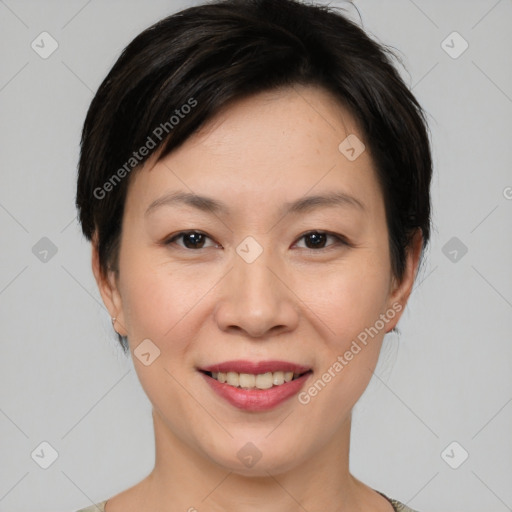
[74,500,108,512]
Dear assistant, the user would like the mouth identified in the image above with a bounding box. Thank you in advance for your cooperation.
[197,360,313,411]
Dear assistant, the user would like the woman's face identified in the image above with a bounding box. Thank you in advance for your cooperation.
[94,85,420,475]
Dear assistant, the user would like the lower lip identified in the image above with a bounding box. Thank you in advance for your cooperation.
[200,371,312,412]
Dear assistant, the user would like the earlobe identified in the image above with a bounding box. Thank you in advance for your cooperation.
[91,237,127,336]
[385,229,424,331]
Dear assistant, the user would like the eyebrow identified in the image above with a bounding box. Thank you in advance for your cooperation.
[144,190,365,217]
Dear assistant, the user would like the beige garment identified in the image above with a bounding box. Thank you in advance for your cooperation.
[75,491,419,512]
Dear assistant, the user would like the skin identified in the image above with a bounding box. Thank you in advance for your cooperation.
[92,85,423,512]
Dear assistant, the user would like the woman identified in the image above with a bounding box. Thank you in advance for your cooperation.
[75,0,432,510]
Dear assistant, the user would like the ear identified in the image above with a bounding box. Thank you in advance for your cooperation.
[91,233,128,336]
[384,229,424,332]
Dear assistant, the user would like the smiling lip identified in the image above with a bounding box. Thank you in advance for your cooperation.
[199,360,311,374]
[198,360,313,412]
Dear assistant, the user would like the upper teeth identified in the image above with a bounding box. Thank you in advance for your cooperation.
[212,371,299,389]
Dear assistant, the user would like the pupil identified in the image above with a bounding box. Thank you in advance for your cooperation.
[184,233,204,249]
[306,232,326,249]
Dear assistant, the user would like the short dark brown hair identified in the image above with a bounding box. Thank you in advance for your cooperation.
[76,0,433,352]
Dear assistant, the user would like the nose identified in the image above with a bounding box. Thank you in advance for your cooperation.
[213,247,300,338]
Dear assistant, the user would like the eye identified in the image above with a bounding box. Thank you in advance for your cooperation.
[294,231,348,250]
[163,230,348,251]
[164,231,219,250]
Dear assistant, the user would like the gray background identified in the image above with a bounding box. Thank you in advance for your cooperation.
[1,0,511,511]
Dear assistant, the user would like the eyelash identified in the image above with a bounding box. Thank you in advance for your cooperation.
[163,230,349,252]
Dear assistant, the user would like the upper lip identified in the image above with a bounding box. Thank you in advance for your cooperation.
[199,360,312,375]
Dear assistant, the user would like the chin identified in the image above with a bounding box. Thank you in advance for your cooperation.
[204,436,305,477]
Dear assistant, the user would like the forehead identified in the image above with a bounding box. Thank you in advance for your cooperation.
[186,85,363,161]
[125,85,382,219]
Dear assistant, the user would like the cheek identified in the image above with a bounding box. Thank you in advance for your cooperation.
[301,258,392,413]
[297,257,391,344]
[119,263,204,412]
[119,253,217,355]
